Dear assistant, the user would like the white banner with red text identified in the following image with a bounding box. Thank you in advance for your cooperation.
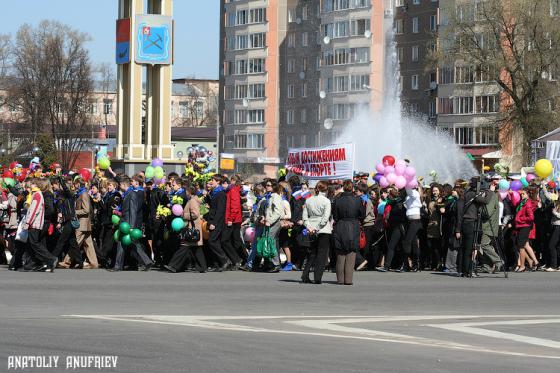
[285,143,354,180]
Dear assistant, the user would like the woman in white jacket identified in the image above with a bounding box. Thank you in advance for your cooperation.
[301,181,332,284]
[264,181,285,272]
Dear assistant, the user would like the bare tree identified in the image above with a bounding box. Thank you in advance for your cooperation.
[177,80,218,127]
[434,0,560,164]
[8,20,94,169]
[96,62,116,128]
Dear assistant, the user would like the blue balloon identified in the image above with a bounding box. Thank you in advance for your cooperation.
[377,201,386,215]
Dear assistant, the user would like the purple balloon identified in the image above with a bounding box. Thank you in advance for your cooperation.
[404,166,416,179]
[510,180,523,191]
[153,177,162,185]
[373,172,383,182]
[151,158,164,168]
[395,175,407,189]
[386,172,397,184]
[384,166,395,176]
[406,179,418,189]
[172,204,184,217]
[379,176,389,188]
[375,163,385,174]
[244,227,255,243]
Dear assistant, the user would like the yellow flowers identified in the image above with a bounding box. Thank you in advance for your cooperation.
[156,204,171,218]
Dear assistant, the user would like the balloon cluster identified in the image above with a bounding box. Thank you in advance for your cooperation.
[112,217,142,246]
[145,158,166,186]
[186,146,214,174]
[373,155,417,189]
[170,195,185,233]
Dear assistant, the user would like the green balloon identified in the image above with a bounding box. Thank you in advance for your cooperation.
[145,166,155,179]
[521,177,529,188]
[113,230,120,242]
[119,221,131,235]
[111,214,120,226]
[4,178,15,187]
[98,157,111,170]
[121,234,132,246]
[130,228,142,240]
[171,217,185,232]
[154,166,164,179]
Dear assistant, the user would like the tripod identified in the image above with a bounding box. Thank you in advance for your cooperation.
[469,201,509,279]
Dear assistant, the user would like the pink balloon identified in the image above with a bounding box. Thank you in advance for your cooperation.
[395,160,407,168]
[379,176,389,188]
[526,173,536,182]
[510,191,520,206]
[172,204,184,216]
[498,191,508,200]
[404,166,416,179]
[384,166,395,176]
[244,227,255,243]
[395,175,407,189]
[406,179,418,189]
[375,163,385,174]
[386,173,397,184]
[395,165,406,176]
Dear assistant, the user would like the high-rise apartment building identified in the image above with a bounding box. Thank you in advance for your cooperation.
[219,0,387,176]
[393,0,438,122]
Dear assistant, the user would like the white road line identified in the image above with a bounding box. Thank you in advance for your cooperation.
[428,319,560,349]
[63,315,560,359]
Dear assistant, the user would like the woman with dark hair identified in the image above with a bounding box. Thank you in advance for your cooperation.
[302,181,332,283]
[443,186,462,273]
[425,184,445,270]
[263,180,284,272]
[332,180,365,285]
[378,187,407,272]
[514,187,539,272]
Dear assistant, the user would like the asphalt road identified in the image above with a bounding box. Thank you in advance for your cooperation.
[0,267,559,372]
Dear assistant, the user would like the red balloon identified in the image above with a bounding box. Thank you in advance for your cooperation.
[2,170,14,179]
[17,169,28,182]
[382,155,396,167]
[9,161,18,170]
[548,181,557,189]
[78,168,91,182]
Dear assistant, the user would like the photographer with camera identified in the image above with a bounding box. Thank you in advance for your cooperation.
[455,177,502,277]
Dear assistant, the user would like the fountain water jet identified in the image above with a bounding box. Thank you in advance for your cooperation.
[336,22,477,183]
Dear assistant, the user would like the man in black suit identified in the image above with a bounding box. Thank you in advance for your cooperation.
[206,174,231,271]
[111,175,153,271]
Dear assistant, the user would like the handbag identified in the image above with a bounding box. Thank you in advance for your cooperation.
[15,220,28,243]
[181,209,201,243]
[71,217,80,229]
[256,227,278,259]
[359,226,366,250]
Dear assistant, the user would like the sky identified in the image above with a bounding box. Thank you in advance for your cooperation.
[0,0,220,80]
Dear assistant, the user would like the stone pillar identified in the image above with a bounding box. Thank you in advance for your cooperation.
[145,0,174,161]
[116,0,145,161]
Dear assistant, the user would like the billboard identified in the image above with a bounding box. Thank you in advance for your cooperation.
[135,15,173,65]
[286,143,354,180]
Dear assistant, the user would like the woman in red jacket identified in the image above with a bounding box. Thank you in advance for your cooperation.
[514,187,539,272]
[222,175,244,268]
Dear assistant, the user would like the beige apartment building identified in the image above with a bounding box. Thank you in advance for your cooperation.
[219,0,387,176]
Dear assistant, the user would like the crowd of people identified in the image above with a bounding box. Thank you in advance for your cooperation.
[2,162,560,285]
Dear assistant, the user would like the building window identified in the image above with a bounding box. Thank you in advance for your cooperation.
[288,7,296,23]
[250,32,266,48]
[439,66,454,84]
[287,109,295,124]
[332,76,348,92]
[302,57,308,71]
[395,19,404,34]
[288,84,295,98]
[248,58,265,74]
[455,127,474,145]
[247,109,264,123]
[412,17,419,33]
[412,46,419,62]
[478,126,497,144]
[350,74,369,90]
[413,0,420,4]
[249,8,266,23]
[301,83,308,97]
[103,99,113,115]
[302,32,309,47]
[411,75,419,90]
[288,33,295,47]
[397,47,403,63]
[287,59,295,73]
[430,15,437,31]
[301,109,307,123]
[179,101,188,117]
[302,5,308,20]
[88,101,98,115]
[455,65,474,83]
[236,35,248,49]
[321,47,370,66]
[475,95,499,113]
[552,0,560,16]
[440,96,474,114]
[194,101,204,118]
[428,100,436,118]
[248,83,265,99]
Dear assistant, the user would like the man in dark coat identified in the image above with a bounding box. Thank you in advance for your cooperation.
[206,174,231,271]
[97,179,121,268]
[111,176,153,271]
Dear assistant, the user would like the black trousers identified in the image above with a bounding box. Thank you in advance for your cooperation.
[114,241,153,270]
[52,222,82,263]
[403,219,422,265]
[458,220,476,275]
[97,225,115,267]
[221,223,242,264]
[548,225,560,269]
[168,243,207,272]
[385,225,405,269]
[208,227,229,266]
[302,233,330,283]
[28,228,55,265]
[426,237,442,269]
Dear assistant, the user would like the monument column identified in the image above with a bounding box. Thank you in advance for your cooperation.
[116,0,144,161]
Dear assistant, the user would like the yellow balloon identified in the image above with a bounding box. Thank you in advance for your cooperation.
[535,159,553,178]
